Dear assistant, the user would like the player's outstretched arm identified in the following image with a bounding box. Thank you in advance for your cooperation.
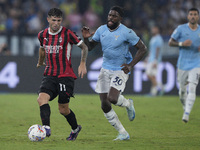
[121,40,147,74]
[37,47,46,68]
[78,42,88,78]
[81,26,98,51]
[168,38,192,47]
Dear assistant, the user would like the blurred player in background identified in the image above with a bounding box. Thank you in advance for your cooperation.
[145,25,164,96]
[169,8,200,123]
[82,6,147,140]
[36,8,88,140]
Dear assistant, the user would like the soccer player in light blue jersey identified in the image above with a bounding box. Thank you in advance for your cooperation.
[145,26,164,96]
[82,6,147,140]
[169,8,200,123]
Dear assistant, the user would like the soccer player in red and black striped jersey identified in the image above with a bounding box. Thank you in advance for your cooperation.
[36,8,88,141]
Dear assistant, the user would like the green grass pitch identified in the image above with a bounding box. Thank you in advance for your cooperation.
[0,94,200,150]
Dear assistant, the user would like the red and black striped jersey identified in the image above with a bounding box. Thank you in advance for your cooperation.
[38,26,83,79]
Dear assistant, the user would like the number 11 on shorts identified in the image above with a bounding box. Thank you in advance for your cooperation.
[59,83,66,91]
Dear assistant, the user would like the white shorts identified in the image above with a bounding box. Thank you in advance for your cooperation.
[95,68,129,93]
[145,62,158,76]
[177,68,200,86]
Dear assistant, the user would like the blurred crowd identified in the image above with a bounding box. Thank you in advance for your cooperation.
[121,0,200,43]
[0,0,103,35]
[0,0,199,55]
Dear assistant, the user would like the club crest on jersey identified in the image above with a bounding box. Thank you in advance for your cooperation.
[59,37,62,42]
[114,35,119,40]
[44,38,48,41]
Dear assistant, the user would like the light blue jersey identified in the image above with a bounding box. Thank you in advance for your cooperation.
[92,24,140,70]
[148,34,164,63]
[171,23,200,70]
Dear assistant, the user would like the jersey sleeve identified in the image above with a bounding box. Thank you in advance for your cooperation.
[68,30,83,46]
[171,26,181,41]
[38,31,43,48]
[125,29,140,46]
[92,26,101,42]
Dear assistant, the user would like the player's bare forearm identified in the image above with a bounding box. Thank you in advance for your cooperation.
[121,40,147,74]
[84,38,98,51]
[78,42,88,78]
[37,47,45,67]
[79,42,88,62]
[83,38,92,51]
[130,40,147,67]
[81,26,98,51]
[168,38,179,47]
[169,38,192,47]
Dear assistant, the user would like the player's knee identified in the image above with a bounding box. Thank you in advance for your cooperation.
[179,84,186,92]
[188,82,197,94]
[37,93,50,106]
[59,104,70,115]
[179,85,187,96]
[37,97,47,106]
[107,95,117,104]
[178,89,185,97]
[101,101,111,113]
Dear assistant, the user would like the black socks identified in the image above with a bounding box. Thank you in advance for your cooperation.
[64,109,78,130]
[40,104,51,126]
[40,104,78,130]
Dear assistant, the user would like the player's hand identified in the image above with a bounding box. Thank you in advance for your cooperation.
[78,61,87,78]
[183,39,192,47]
[198,46,200,52]
[121,64,132,74]
[36,62,45,68]
[81,26,94,38]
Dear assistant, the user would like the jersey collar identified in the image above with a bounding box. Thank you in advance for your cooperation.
[108,23,121,32]
[48,26,63,35]
[187,23,199,31]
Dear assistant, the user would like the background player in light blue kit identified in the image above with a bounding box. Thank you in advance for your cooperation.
[82,6,147,140]
[145,25,164,96]
[169,8,200,123]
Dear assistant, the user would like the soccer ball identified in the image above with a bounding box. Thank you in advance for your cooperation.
[28,124,46,141]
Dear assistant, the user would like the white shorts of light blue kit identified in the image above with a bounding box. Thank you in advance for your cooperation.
[95,68,129,93]
[145,61,158,76]
[177,68,200,86]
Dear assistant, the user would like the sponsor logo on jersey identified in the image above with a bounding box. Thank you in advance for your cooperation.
[44,45,63,53]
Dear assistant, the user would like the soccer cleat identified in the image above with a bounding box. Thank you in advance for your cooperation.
[43,125,51,137]
[182,112,189,123]
[113,132,130,141]
[126,99,135,121]
[67,125,82,141]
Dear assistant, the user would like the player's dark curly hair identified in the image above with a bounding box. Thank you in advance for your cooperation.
[48,8,63,17]
[110,6,124,17]
[188,8,199,14]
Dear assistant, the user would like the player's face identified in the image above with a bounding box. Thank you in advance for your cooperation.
[151,27,159,36]
[47,16,62,33]
[187,11,199,25]
[107,10,122,30]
